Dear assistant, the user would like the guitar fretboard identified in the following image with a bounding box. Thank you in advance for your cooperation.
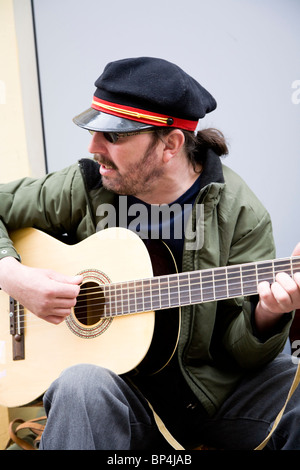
[95,256,300,318]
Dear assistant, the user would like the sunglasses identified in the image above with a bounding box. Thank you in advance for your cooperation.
[88,129,156,144]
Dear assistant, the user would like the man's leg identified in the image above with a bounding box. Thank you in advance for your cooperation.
[39,363,166,450]
[198,353,300,450]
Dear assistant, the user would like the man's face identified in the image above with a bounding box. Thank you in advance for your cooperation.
[88,130,165,200]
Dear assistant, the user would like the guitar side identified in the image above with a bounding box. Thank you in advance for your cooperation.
[0,227,156,407]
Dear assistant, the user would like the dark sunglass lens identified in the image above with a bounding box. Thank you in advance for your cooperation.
[103,132,113,143]
[103,132,119,143]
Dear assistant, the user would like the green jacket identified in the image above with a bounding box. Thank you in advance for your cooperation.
[0,152,292,416]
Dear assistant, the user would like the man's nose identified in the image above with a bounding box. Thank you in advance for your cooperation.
[88,132,107,154]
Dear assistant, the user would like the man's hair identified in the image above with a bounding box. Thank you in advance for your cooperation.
[153,127,228,171]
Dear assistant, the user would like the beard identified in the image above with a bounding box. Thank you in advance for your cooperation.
[100,140,164,197]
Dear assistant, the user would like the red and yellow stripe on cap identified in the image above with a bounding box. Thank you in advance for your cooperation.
[92,96,198,131]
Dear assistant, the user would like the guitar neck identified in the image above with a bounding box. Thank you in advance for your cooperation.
[102,256,300,317]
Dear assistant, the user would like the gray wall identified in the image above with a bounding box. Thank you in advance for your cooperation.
[32,0,300,257]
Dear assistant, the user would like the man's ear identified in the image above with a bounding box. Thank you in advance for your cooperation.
[162,130,185,163]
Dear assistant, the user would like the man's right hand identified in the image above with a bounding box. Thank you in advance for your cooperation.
[0,256,83,324]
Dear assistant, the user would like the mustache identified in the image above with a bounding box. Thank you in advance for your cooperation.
[93,154,117,170]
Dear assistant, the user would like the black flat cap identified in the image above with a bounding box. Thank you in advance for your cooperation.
[73,57,217,133]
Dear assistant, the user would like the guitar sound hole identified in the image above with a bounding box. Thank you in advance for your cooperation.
[74,281,105,326]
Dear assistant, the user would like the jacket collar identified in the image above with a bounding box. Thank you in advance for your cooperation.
[198,149,225,191]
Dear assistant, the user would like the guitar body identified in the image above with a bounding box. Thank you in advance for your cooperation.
[0,227,180,407]
[3,227,297,408]
[136,239,180,376]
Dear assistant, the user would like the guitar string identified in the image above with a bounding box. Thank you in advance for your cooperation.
[75,256,300,293]
[12,258,300,326]
[57,257,300,311]
[11,259,300,328]
[12,259,300,322]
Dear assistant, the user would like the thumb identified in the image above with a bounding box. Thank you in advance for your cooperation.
[292,242,300,257]
[48,270,83,285]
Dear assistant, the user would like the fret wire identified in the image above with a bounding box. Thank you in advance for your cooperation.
[226,267,229,298]
[178,273,191,305]
[109,283,113,316]
[227,266,242,297]
[133,280,137,313]
[240,265,243,296]
[255,264,258,293]
[198,271,202,303]
[151,279,156,310]
[113,283,117,316]
[134,280,143,313]
[214,268,228,300]
[150,279,155,310]
[145,279,150,312]
[145,279,153,311]
[158,277,162,310]
[120,281,128,315]
[120,279,123,315]
[127,280,130,314]
[160,277,168,309]
[189,271,202,303]
[175,275,179,306]
[142,279,147,312]
[241,264,258,295]
[159,277,163,310]
[114,283,118,315]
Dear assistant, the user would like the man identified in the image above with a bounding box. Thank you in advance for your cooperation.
[1,57,300,450]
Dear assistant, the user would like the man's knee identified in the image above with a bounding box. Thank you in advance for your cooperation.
[44,364,117,406]
[59,363,114,387]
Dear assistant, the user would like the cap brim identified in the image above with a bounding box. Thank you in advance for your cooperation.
[73,108,153,133]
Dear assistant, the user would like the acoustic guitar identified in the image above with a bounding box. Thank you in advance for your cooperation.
[0,227,299,407]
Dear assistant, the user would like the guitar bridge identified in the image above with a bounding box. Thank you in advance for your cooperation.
[9,297,25,360]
